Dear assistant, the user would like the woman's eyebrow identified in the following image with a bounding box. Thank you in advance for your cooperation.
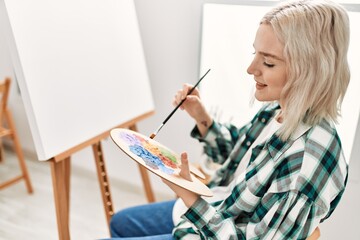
[252,44,285,61]
[259,51,284,61]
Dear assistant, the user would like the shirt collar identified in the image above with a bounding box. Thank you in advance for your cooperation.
[265,122,311,162]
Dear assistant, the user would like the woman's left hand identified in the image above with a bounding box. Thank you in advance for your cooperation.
[162,152,200,207]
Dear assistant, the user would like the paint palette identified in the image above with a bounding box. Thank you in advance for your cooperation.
[110,128,213,197]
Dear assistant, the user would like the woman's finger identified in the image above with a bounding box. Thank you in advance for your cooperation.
[180,152,192,181]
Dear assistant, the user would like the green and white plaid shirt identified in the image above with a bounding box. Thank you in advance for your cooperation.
[173,103,348,240]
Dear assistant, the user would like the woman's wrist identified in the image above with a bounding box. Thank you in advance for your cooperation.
[182,191,200,208]
[196,115,213,137]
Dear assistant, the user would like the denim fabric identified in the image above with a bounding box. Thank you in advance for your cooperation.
[106,200,176,239]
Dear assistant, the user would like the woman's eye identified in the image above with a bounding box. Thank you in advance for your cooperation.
[263,62,275,68]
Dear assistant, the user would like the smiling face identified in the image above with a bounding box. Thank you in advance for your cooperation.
[247,23,287,106]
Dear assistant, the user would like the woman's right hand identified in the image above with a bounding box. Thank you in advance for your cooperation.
[173,83,212,136]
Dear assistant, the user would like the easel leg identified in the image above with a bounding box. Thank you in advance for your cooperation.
[129,124,155,203]
[137,165,155,202]
[92,142,114,232]
[64,157,71,223]
[50,158,71,240]
[6,109,33,193]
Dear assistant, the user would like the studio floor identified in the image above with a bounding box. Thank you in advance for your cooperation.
[0,149,172,240]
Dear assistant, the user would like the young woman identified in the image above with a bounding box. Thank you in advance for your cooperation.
[108,0,350,239]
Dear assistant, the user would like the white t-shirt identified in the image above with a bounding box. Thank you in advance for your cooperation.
[172,116,282,225]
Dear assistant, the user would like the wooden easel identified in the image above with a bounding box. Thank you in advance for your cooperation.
[49,111,155,240]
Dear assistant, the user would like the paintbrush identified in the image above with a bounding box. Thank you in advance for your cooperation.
[149,68,211,139]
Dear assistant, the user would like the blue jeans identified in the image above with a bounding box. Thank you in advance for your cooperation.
[104,200,176,240]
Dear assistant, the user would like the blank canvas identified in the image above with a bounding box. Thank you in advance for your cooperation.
[1,0,154,160]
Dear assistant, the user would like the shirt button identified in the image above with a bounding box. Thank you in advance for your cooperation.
[210,214,221,224]
[246,141,251,146]
[261,118,266,123]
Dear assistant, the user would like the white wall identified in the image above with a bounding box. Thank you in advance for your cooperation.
[1,0,359,239]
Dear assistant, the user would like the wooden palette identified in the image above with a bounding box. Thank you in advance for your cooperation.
[110,128,213,197]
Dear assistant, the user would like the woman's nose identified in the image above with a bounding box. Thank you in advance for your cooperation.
[247,61,260,76]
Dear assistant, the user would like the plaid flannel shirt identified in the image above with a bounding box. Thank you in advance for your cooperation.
[173,103,348,240]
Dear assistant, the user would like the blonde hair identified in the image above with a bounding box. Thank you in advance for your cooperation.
[261,0,350,140]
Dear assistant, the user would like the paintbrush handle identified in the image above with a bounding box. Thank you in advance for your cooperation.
[162,68,211,125]
[150,68,211,139]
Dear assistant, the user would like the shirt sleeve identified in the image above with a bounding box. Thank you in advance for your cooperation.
[190,121,251,165]
[190,103,273,166]
[179,190,323,240]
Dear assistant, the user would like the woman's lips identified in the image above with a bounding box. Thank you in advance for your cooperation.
[255,81,267,90]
